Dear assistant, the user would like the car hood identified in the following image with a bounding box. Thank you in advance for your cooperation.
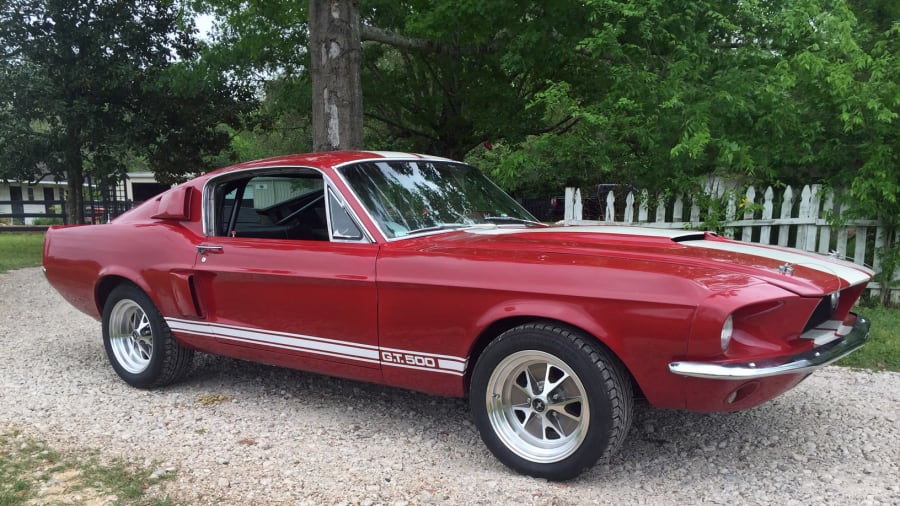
[414,225,873,297]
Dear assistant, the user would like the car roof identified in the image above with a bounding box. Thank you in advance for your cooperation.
[202,151,455,179]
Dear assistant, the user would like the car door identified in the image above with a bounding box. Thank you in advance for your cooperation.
[176,168,381,380]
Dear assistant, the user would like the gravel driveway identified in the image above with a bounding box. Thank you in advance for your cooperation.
[1,267,898,505]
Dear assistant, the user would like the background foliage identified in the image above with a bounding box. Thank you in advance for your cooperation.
[187,1,897,203]
[0,0,256,223]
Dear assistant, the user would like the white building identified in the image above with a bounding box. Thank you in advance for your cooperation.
[1,172,171,225]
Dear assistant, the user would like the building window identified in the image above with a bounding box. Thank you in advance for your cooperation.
[27,188,35,201]
[43,188,56,214]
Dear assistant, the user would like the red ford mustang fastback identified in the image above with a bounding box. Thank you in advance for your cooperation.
[43,151,872,480]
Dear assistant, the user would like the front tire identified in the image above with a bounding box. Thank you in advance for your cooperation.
[470,323,633,480]
[102,284,193,388]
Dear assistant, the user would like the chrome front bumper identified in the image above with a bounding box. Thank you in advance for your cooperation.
[668,314,870,380]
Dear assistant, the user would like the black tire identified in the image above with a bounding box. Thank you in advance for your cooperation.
[101,284,193,388]
[469,322,633,480]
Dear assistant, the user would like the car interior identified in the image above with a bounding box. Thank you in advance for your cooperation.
[216,174,329,241]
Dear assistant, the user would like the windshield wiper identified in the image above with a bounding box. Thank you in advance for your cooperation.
[404,218,544,237]
[482,216,549,227]
[404,223,472,236]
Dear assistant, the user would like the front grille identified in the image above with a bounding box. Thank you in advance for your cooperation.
[803,294,836,333]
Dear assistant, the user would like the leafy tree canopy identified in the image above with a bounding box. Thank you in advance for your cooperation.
[0,0,256,223]
[484,1,896,196]
[192,1,894,197]
[192,0,597,159]
[191,0,898,219]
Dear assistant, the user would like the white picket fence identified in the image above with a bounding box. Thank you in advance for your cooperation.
[562,182,898,300]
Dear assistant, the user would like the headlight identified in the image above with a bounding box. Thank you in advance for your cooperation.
[829,291,840,313]
[721,315,734,352]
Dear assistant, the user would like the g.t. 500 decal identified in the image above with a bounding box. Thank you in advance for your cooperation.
[165,318,467,376]
[382,351,436,367]
[379,348,467,375]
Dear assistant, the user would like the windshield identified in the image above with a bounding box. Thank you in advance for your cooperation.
[339,160,539,239]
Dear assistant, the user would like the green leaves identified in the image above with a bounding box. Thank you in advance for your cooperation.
[0,0,255,222]
[189,0,897,258]
[475,0,897,206]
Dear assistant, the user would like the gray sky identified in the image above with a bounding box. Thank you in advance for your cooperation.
[195,13,214,40]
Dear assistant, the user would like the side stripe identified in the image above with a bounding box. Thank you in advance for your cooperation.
[166,318,467,376]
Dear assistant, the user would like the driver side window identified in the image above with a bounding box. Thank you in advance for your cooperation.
[216,174,328,240]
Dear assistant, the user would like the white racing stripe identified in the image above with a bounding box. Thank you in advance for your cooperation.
[166,318,467,376]
[468,226,871,286]
[363,151,450,161]
[681,240,873,287]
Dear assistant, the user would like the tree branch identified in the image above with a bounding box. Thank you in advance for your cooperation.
[363,111,439,142]
[360,24,499,56]
[534,115,580,136]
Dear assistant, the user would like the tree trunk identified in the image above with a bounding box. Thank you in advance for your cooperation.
[65,167,85,225]
[309,0,363,151]
[879,228,898,306]
[64,125,85,224]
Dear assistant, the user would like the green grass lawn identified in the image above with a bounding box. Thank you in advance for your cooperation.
[0,232,44,272]
[837,304,900,372]
[0,231,897,371]
[0,429,175,506]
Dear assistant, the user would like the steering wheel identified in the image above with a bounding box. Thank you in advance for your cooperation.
[275,194,325,226]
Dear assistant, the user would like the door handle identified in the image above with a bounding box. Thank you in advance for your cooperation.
[196,244,224,254]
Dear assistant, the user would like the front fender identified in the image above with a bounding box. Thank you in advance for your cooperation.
[468,295,697,410]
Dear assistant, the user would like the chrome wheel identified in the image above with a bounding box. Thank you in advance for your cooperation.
[485,350,589,463]
[103,284,194,388]
[107,299,153,374]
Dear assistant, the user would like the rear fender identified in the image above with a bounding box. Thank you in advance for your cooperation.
[94,268,155,315]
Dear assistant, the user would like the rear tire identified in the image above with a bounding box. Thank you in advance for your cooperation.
[102,284,193,388]
[470,322,632,480]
